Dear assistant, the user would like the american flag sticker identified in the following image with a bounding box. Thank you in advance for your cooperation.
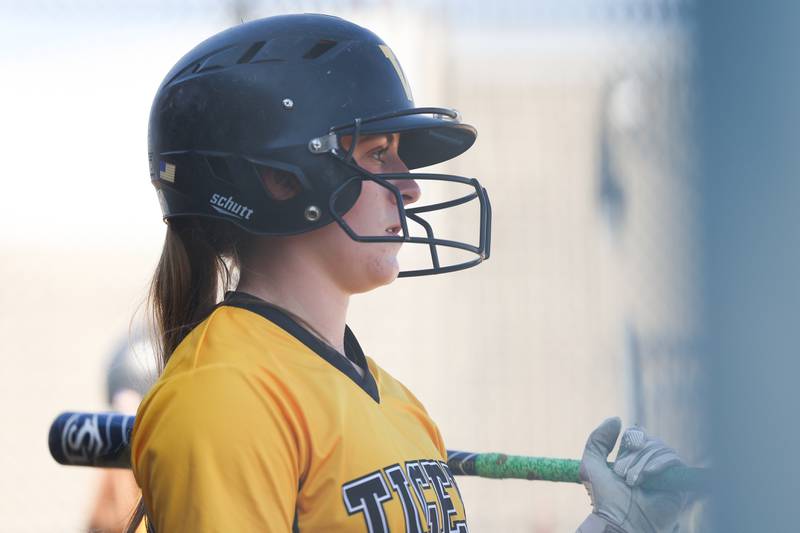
[159,161,176,183]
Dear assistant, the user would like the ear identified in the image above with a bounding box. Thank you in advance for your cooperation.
[260,167,303,201]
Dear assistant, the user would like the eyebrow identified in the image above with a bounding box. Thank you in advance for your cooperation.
[344,133,397,151]
[364,134,395,146]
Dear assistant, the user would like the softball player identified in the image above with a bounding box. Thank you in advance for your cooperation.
[128,14,685,533]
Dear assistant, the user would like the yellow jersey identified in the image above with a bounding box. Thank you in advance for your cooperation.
[131,291,469,532]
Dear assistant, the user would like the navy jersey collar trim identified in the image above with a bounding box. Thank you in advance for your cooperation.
[219,291,380,403]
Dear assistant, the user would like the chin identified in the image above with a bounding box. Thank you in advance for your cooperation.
[379,258,401,285]
[330,238,403,294]
[351,254,400,294]
[371,255,400,287]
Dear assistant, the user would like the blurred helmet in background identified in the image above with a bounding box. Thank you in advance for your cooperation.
[106,335,158,408]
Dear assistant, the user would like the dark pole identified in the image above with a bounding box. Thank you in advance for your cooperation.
[696,2,800,531]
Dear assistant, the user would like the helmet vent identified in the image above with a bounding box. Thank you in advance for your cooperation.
[237,41,267,64]
[303,39,337,60]
[255,163,303,201]
[205,156,234,185]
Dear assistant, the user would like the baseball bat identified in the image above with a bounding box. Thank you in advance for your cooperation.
[49,412,710,492]
[445,450,710,493]
[49,411,134,468]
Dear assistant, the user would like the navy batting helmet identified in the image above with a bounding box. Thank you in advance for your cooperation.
[149,14,491,276]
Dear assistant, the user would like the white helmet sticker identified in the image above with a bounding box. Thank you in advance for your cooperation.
[379,44,413,102]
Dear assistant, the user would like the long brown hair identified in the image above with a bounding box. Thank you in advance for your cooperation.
[125,216,248,533]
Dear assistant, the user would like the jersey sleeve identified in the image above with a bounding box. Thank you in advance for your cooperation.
[131,364,307,533]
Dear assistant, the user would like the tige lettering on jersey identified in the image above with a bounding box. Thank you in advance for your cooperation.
[343,460,468,533]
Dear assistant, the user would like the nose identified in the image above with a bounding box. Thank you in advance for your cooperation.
[389,178,421,206]
[382,147,420,205]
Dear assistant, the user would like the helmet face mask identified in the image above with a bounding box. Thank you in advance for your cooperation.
[149,14,491,276]
[321,108,492,277]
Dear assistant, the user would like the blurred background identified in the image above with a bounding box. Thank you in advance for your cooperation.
[0,0,707,531]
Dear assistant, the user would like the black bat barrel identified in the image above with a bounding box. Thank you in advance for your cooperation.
[49,412,134,468]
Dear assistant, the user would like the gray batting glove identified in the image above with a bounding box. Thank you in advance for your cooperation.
[576,417,686,533]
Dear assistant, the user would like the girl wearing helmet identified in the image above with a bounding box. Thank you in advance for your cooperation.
[129,14,684,533]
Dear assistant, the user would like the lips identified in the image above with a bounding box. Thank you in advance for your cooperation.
[385,225,402,235]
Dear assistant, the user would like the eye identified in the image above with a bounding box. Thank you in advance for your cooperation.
[370,146,390,162]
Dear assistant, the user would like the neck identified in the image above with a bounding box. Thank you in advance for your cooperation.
[237,243,350,354]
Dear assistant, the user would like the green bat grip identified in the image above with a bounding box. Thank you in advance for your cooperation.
[446,450,710,493]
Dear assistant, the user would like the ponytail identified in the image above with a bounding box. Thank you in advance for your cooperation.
[126,217,248,533]
[150,218,244,365]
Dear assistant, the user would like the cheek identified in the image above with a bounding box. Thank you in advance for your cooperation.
[341,181,393,235]
[311,181,402,292]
